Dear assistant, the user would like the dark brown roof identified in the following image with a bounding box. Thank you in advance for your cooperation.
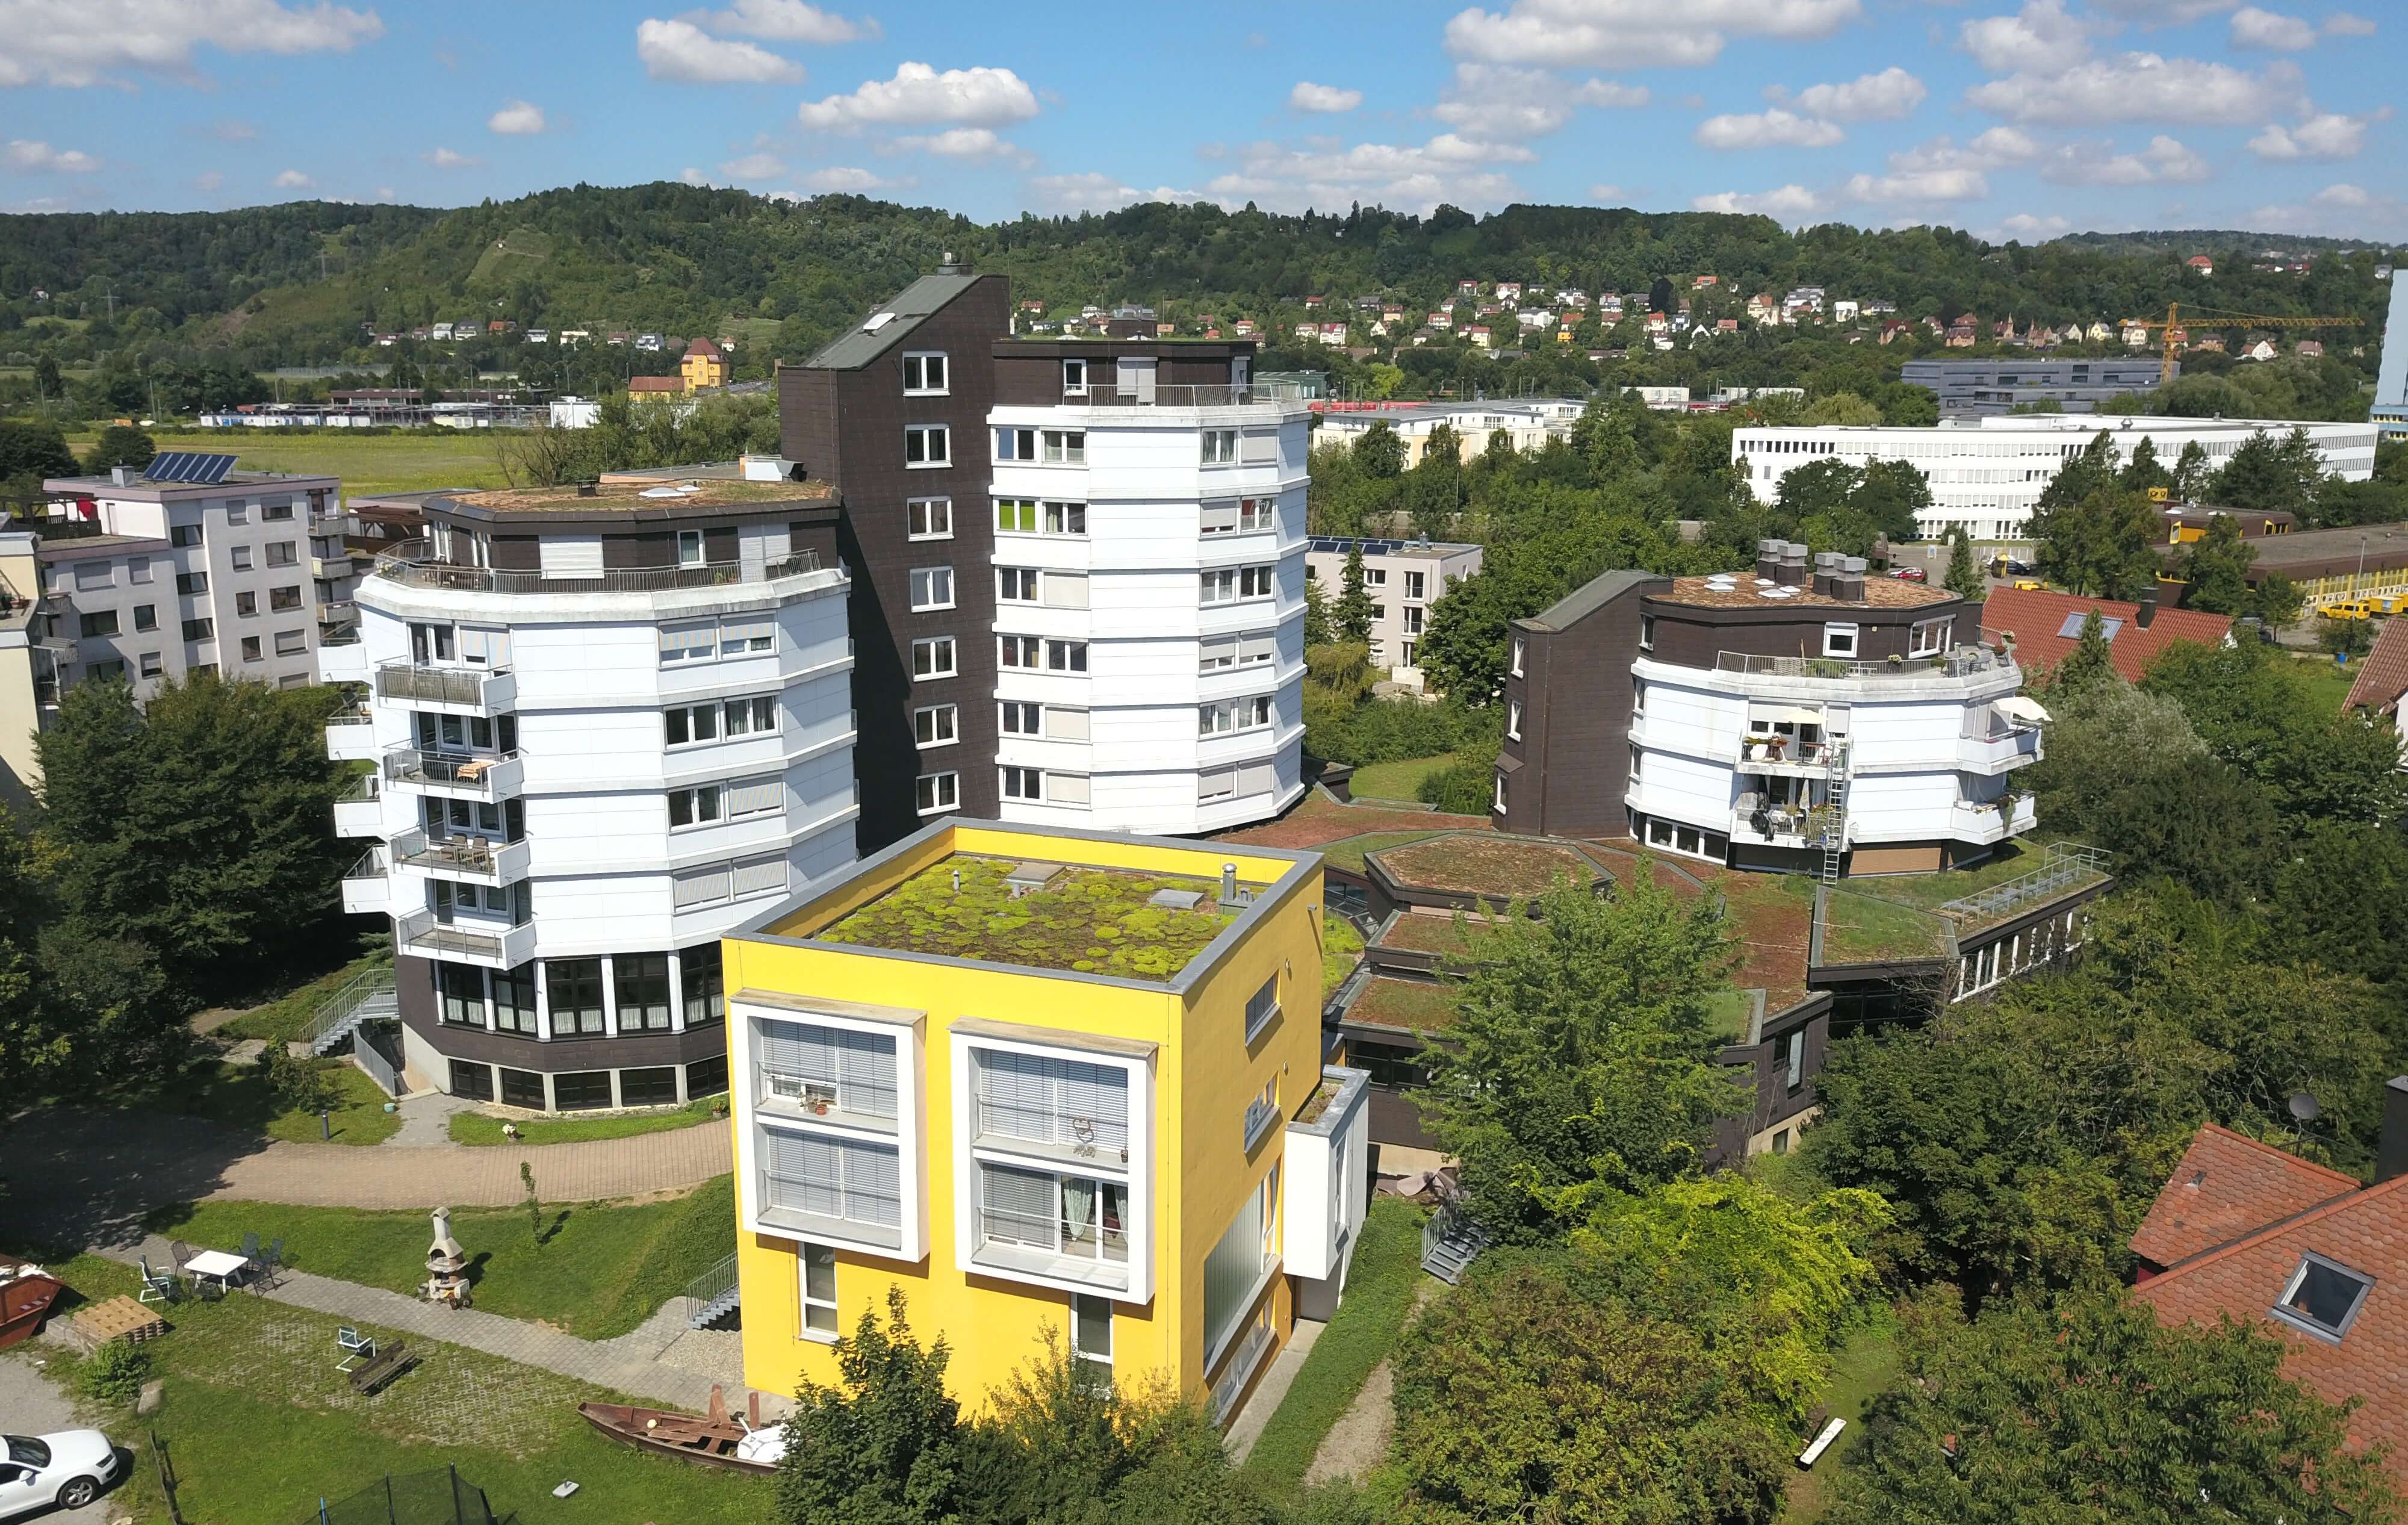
[2346,617,2408,715]
[628,375,684,393]
[2130,1123,2359,1269]
[1653,574,1954,610]
[1978,585,2232,683]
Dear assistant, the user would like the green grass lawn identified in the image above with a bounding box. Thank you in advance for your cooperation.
[1346,753,1457,803]
[130,431,513,496]
[1321,912,1365,998]
[213,948,393,1045]
[1819,888,1949,966]
[449,1096,727,1146]
[132,1055,401,1145]
[21,1253,771,1525]
[2288,651,2359,713]
[1241,1198,1427,1488]
[146,1176,736,1341]
[1703,987,1757,1042]
[1345,977,1462,1035]
[1780,1307,1904,1524]
[1315,830,1449,875]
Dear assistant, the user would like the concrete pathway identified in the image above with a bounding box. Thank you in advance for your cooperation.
[382,1090,477,1148]
[0,1347,78,1435]
[1223,1317,1323,1464]
[1,1108,731,1250]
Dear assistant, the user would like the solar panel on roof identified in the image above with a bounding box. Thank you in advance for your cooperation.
[144,452,237,484]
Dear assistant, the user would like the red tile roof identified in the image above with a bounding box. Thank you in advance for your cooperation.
[1976,586,2232,684]
[2345,617,2408,716]
[687,337,724,359]
[2133,1129,2408,1482]
[2130,1124,2359,1270]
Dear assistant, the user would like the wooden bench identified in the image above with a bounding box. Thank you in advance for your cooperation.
[347,1340,415,1396]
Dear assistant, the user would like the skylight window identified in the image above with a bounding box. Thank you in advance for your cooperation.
[2055,613,2124,641]
[2271,1252,2374,1342]
[863,312,898,332]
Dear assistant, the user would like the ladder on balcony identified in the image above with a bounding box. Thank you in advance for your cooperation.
[309,965,398,1055]
[1818,738,1852,885]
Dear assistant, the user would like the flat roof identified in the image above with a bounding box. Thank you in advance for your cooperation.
[1306,536,1482,557]
[36,532,170,561]
[46,470,339,494]
[2234,520,2408,574]
[1651,574,1956,611]
[430,479,834,517]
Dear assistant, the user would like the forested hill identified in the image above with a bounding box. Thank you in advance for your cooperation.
[1,184,2394,372]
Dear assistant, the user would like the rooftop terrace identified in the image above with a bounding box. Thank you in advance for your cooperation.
[1655,574,1956,611]
[433,479,832,517]
[812,854,1241,981]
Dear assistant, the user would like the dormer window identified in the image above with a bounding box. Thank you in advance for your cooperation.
[2272,1252,2374,1343]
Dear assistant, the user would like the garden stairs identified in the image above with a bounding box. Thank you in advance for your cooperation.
[1420,1203,1491,1285]
[310,966,399,1055]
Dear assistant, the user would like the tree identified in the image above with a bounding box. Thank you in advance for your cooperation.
[1351,420,1403,479]
[2144,639,2408,827]
[2320,614,2377,660]
[2212,426,2324,518]
[1801,391,1882,427]
[1421,875,1743,1240]
[1334,544,1374,644]
[2173,514,2256,615]
[1406,426,1466,539]
[1827,1290,2403,1525]
[2031,434,2162,598]
[1391,1258,1791,1525]
[1302,572,1333,646]
[79,424,155,476]
[2047,609,2119,698]
[776,1288,966,1525]
[2118,436,2174,497]
[2171,439,2212,503]
[1942,526,1984,601]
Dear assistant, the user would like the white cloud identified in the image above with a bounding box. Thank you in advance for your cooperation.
[680,167,711,186]
[199,118,258,141]
[2247,110,2374,159]
[1695,108,1845,149]
[1778,66,1926,122]
[273,168,312,188]
[1025,172,1200,213]
[1690,184,1825,219]
[2230,5,2315,47]
[1432,63,1646,142]
[1967,53,2303,125]
[799,61,1038,131]
[1590,182,1623,200]
[893,126,1030,164]
[800,164,888,191]
[1843,128,2037,203]
[6,140,99,172]
[1996,211,2071,239]
[2041,134,2209,184]
[424,146,480,169]
[1961,0,2095,75]
[635,17,804,83]
[718,151,786,178]
[682,0,874,42]
[0,0,383,88]
[487,100,546,135]
[1290,81,1362,113]
[1204,135,1528,214]
[2324,11,2375,36]
[2316,182,2370,207]
[1443,0,1861,70]
[2085,0,2241,20]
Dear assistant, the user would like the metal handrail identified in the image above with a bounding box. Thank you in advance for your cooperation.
[343,846,385,881]
[1713,646,2009,681]
[371,539,821,595]
[395,910,516,960]
[1940,842,2111,924]
[308,961,396,1050]
[1071,384,1289,409]
[383,744,519,789]
[683,1252,739,1312]
[375,661,508,706]
[392,827,507,872]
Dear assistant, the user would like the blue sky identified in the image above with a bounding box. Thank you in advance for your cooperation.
[1,0,2400,241]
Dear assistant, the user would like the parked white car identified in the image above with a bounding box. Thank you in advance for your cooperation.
[0,1431,117,1518]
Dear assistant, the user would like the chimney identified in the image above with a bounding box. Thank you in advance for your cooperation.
[1755,539,1782,581]
[2136,585,2158,629]
[1814,551,1842,598]
[1839,556,1867,601]
[1221,863,1238,904]
[1778,541,1808,588]
[2382,1077,2408,1182]
[110,464,132,487]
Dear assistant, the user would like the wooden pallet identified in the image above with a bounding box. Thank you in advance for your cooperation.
[75,1296,166,1344]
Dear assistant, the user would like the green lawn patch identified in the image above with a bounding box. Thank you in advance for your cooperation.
[2290,651,2360,713]
[1373,834,1596,900]
[1241,1197,1427,1488]
[29,1253,768,1525]
[817,854,1234,980]
[1345,977,1462,1035]
[1315,830,1448,875]
[1819,889,1949,966]
[214,949,393,1044]
[1321,913,1365,998]
[1348,753,1457,803]
[146,1175,736,1341]
[448,1097,726,1146]
[130,1055,400,1145]
[219,431,510,496]
[1781,1306,1904,1524]
[1703,987,1757,1042]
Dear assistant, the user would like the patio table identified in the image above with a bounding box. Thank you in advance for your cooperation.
[184,1249,250,1296]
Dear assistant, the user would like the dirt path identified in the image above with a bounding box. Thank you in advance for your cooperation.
[1302,1279,1441,1485]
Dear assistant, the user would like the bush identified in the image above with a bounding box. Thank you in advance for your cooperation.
[1417,750,1498,815]
[78,1341,151,1406]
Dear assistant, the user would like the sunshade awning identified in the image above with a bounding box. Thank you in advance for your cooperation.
[1746,704,1825,726]
[1996,695,2052,726]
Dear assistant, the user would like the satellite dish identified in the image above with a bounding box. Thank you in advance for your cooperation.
[2289,1090,2321,1123]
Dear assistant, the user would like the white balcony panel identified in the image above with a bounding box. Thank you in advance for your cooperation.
[317,641,369,683]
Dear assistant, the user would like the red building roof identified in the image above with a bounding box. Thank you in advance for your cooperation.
[2345,617,2408,716]
[686,337,724,359]
[2130,1124,2359,1270]
[2133,1128,2408,1482]
[1977,585,2232,684]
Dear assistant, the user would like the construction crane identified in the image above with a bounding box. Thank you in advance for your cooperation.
[2121,302,2363,385]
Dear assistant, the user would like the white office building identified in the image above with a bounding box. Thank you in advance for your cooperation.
[1730,414,2379,542]
[321,478,860,1112]
[987,347,1310,834]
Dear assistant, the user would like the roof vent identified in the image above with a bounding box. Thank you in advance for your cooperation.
[1757,538,1783,580]
[1004,861,1066,899]
[1150,887,1206,911]
[937,251,973,276]
[577,483,598,497]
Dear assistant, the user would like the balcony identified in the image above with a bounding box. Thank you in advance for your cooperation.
[1951,794,2038,845]
[334,774,384,837]
[1958,724,2044,774]
[1067,383,1299,411]
[370,541,822,597]
[1710,646,2016,685]
[1735,733,1842,778]
[1731,797,1843,848]
[312,551,355,580]
[394,908,537,969]
[317,637,369,683]
[390,826,530,886]
[374,660,516,714]
[1283,1067,1371,1288]
[383,744,523,801]
[340,846,388,915]
[324,700,376,761]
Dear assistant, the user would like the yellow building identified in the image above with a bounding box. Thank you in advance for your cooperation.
[722,819,1370,1425]
[682,338,729,391]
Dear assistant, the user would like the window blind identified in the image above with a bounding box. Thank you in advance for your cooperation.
[539,534,604,579]
[979,1163,1056,1248]
[673,863,731,908]
[763,1129,901,1227]
[758,1018,899,1119]
[731,853,787,900]
[1043,707,1090,742]
[1199,501,1240,535]
[1240,632,1276,664]
[1046,773,1091,806]
[724,775,784,819]
[660,623,715,662]
[975,1049,1128,1153]
[1042,571,1088,609]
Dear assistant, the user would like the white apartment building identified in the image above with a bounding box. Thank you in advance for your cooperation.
[987,348,1310,834]
[1303,536,1484,680]
[1730,414,2378,542]
[37,456,344,699]
[1311,399,1587,467]
[322,478,860,1112]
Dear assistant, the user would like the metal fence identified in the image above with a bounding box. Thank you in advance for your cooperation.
[373,541,819,595]
[299,1467,512,1525]
[1714,645,2008,681]
[353,1022,403,1097]
[1939,842,2112,925]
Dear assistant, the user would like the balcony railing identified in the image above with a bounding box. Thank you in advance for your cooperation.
[1712,646,2011,682]
[371,540,822,596]
[375,660,514,709]
[391,826,527,884]
[1069,384,1295,409]
[394,908,533,966]
[383,744,521,796]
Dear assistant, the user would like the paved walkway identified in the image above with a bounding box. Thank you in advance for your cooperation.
[1,1108,731,1250]
[383,1090,477,1148]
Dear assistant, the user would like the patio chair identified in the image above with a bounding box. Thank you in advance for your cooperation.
[137,1256,179,1306]
[240,1232,261,1264]
[193,1275,224,1303]
[168,1239,196,1275]
[336,1326,376,1372]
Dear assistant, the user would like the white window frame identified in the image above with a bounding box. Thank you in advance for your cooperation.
[1822,623,1860,658]
[1045,639,1088,673]
[1043,501,1087,536]
[916,771,960,815]
[998,567,1039,603]
[667,783,723,830]
[1493,771,1507,813]
[912,636,957,680]
[904,423,951,469]
[999,634,1040,669]
[914,703,958,750]
[1062,358,1088,397]
[1001,765,1043,801]
[999,700,1043,736]
[736,999,928,1264]
[907,497,954,541]
[995,427,1035,462]
[1042,430,1086,464]
[909,566,955,612]
[901,351,949,396]
[1909,617,1952,657]
[1507,700,1522,742]
[1510,635,1526,677]
[1243,974,1279,1043]
[1070,1293,1113,1378]
[1200,429,1239,465]
[676,529,706,568]
[799,1243,840,1341]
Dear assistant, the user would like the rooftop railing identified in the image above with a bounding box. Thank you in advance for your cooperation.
[1939,842,2111,925]
[1069,384,1296,409]
[1713,645,2011,682]
[371,540,822,595]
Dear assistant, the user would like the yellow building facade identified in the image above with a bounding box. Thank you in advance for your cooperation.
[681,340,728,391]
[722,819,1370,1423]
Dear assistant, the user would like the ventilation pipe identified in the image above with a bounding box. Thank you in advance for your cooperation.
[1839,556,1867,601]
[1814,551,1843,598]
[1221,863,1238,904]
[1778,542,1808,587]
[2136,586,2158,629]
